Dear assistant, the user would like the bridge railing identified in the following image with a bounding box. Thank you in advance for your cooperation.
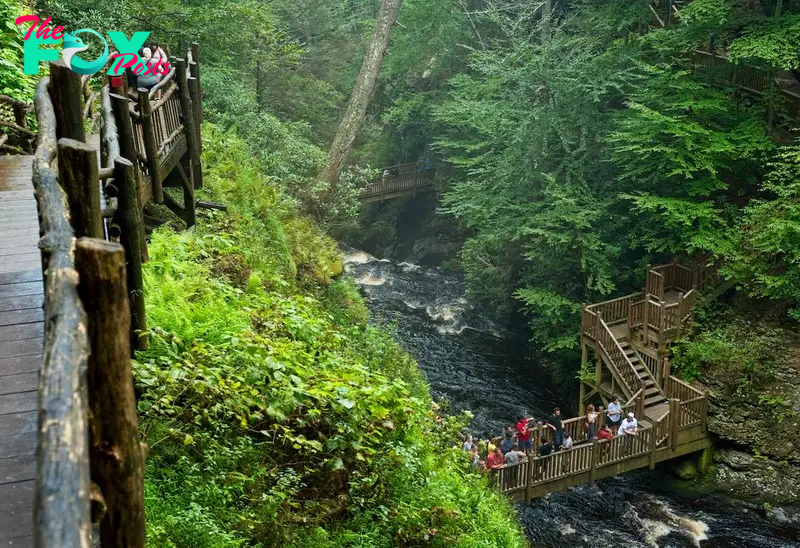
[492,399,703,499]
[361,161,435,201]
[0,94,35,153]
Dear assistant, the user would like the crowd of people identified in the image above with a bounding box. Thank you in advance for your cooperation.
[463,397,641,474]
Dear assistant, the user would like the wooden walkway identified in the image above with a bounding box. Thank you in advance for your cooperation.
[0,154,41,548]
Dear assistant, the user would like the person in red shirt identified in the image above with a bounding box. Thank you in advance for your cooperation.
[597,424,613,441]
[516,416,534,454]
[485,446,505,470]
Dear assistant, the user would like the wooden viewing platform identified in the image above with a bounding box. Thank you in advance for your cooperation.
[494,260,719,501]
[360,161,435,202]
[0,43,204,547]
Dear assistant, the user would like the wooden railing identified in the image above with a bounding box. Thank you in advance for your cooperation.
[493,394,709,500]
[26,43,205,547]
[0,94,35,153]
[361,161,435,201]
[585,291,642,325]
[664,374,704,402]
[652,263,693,293]
[596,314,644,398]
[646,268,665,300]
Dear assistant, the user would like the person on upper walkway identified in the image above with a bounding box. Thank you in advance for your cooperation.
[463,434,474,452]
[546,407,564,449]
[560,431,573,451]
[516,416,534,454]
[485,446,505,470]
[538,437,553,457]
[136,47,159,91]
[503,443,526,466]
[585,404,598,440]
[619,412,639,436]
[597,424,613,441]
[607,396,622,428]
[501,426,516,454]
[469,445,484,470]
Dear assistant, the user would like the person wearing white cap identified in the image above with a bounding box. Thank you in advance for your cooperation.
[618,412,639,437]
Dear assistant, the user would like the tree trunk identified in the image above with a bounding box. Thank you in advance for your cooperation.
[319,0,403,185]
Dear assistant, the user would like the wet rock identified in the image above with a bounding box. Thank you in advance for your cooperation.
[710,449,800,505]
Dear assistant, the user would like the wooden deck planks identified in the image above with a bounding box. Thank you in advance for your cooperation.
[0,154,41,545]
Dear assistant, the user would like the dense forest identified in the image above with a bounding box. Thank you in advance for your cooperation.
[3,0,800,545]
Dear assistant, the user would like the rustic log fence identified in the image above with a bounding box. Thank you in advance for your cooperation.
[23,42,205,547]
[0,94,36,153]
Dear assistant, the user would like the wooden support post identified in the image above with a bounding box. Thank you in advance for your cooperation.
[668,398,680,451]
[578,380,586,416]
[642,296,649,346]
[188,77,202,187]
[658,299,667,351]
[589,440,598,485]
[57,138,103,239]
[175,59,203,190]
[49,61,86,142]
[649,422,657,470]
[112,158,148,351]
[137,90,163,203]
[75,239,145,548]
[636,381,645,419]
[595,311,603,386]
[525,457,534,500]
[536,423,544,453]
[110,91,149,263]
[700,390,709,433]
[189,42,202,154]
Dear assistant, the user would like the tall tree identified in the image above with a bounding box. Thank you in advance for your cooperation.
[319,0,403,184]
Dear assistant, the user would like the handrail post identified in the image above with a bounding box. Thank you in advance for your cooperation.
[636,380,645,419]
[137,90,164,203]
[642,296,650,346]
[668,398,680,451]
[57,138,103,239]
[49,60,86,142]
[589,440,599,485]
[525,457,534,500]
[700,390,709,433]
[649,422,658,469]
[175,58,203,190]
[112,157,148,351]
[75,239,146,548]
[658,299,667,351]
[595,312,603,387]
[189,42,202,154]
[663,357,671,383]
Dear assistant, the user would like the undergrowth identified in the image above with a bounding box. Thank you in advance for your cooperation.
[134,125,526,547]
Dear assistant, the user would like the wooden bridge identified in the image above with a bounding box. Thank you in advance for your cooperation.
[360,161,435,202]
[494,260,718,501]
[0,44,203,547]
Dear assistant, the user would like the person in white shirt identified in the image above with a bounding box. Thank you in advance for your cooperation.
[463,434,474,451]
[606,397,622,428]
[618,412,639,436]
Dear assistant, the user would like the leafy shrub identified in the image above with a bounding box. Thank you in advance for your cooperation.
[135,126,526,547]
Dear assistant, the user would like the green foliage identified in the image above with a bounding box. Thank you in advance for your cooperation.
[0,0,37,98]
[672,316,782,395]
[136,126,526,547]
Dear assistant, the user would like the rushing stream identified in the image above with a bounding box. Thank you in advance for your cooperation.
[343,248,800,548]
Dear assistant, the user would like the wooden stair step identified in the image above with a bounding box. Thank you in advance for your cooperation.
[645,394,666,406]
[644,387,661,397]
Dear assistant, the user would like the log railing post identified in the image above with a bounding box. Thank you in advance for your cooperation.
[189,42,202,154]
[649,422,658,469]
[636,380,646,419]
[57,138,103,239]
[75,239,146,548]
[112,157,148,350]
[175,58,203,190]
[668,398,680,451]
[589,440,599,485]
[49,61,86,142]
[137,90,163,203]
[658,299,667,351]
[525,456,534,500]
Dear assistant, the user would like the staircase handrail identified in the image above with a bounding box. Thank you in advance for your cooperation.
[597,315,644,397]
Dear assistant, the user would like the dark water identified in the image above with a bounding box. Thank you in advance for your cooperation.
[343,248,800,548]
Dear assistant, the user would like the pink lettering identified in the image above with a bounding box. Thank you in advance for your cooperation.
[110,53,137,74]
[14,15,40,41]
[35,17,53,39]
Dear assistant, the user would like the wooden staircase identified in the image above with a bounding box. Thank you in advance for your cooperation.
[579,260,721,422]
